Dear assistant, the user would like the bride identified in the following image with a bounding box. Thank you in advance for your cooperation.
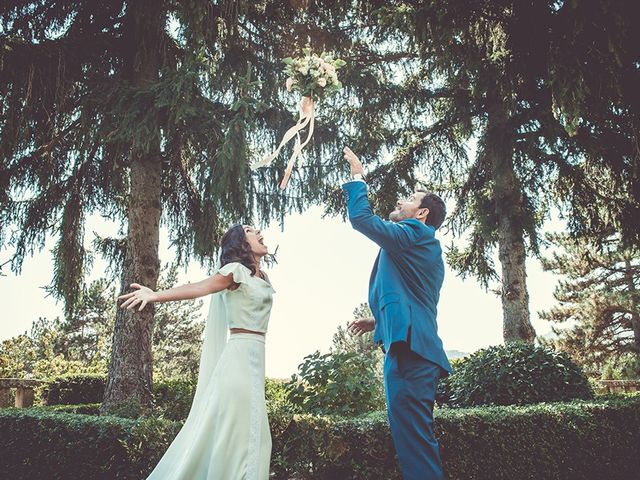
[118,224,275,479]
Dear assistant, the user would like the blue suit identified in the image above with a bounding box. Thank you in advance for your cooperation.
[343,180,451,480]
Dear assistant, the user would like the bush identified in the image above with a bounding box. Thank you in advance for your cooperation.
[41,374,106,406]
[33,403,101,415]
[443,343,594,407]
[285,350,385,416]
[2,396,639,479]
[0,409,147,479]
[436,357,466,406]
[39,374,292,421]
[151,377,196,421]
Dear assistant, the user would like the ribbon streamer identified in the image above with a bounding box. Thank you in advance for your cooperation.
[251,96,315,189]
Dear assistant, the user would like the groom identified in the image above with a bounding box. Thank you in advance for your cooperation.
[342,147,452,480]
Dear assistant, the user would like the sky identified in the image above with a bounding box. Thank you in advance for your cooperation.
[0,204,561,379]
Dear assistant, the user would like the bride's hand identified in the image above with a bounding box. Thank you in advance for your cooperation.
[118,283,157,311]
[348,317,375,336]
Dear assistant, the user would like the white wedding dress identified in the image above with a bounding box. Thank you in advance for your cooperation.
[147,262,275,480]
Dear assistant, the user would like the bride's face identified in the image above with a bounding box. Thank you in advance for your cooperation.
[243,225,268,257]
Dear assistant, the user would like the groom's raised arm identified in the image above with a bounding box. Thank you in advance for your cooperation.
[342,180,425,251]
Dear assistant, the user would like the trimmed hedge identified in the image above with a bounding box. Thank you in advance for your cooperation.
[1,395,639,479]
[40,375,292,421]
[34,403,101,415]
[0,409,153,479]
[271,395,640,480]
[41,374,106,406]
[40,374,197,419]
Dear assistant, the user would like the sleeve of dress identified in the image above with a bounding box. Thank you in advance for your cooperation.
[217,262,251,285]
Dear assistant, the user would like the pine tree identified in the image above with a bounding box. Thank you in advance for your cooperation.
[540,233,640,378]
[152,263,204,380]
[52,279,116,369]
[549,1,640,244]
[3,1,637,411]
[363,0,639,343]
[0,0,440,412]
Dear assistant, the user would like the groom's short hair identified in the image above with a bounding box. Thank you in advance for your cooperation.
[416,190,446,229]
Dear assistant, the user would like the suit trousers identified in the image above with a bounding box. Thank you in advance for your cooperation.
[384,342,445,480]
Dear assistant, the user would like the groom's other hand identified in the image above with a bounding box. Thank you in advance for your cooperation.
[343,147,364,176]
[348,317,375,336]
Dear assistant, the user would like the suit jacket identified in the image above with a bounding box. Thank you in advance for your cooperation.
[343,180,452,373]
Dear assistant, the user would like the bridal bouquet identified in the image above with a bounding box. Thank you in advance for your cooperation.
[251,48,346,189]
[283,49,345,100]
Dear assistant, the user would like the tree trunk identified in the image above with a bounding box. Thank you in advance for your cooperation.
[101,0,165,414]
[486,87,536,343]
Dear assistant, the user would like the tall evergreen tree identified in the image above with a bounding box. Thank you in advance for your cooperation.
[540,233,640,378]
[3,0,637,410]
[0,0,415,412]
[0,0,284,412]
[363,0,639,343]
[152,263,204,379]
[549,1,640,244]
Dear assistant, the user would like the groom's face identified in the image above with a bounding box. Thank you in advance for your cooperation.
[389,191,428,223]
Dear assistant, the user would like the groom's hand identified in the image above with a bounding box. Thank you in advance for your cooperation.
[348,317,375,336]
[343,147,364,176]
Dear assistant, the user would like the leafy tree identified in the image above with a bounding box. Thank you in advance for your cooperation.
[0,334,38,379]
[359,0,640,345]
[0,0,410,413]
[540,233,640,378]
[0,318,90,380]
[331,303,378,356]
[152,264,204,380]
[52,279,117,371]
[0,265,203,381]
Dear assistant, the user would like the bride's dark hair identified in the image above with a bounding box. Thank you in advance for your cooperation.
[219,224,257,276]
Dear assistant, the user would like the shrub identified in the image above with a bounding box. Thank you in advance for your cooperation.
[3,396,638,480]
[435,357,467,406]
[0,409,142,479]
[41,374,106,405]
[34,403,101,415]
[444,343,594,407]
[151,377,196,421]
[39,374,292,421]
[285,350,385,416]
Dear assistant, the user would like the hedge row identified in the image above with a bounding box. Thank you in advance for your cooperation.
[0,406,213,480]
[1,395,639,480]
[33,403,101,415]
[271,395,640,480]
[38,374,196,420]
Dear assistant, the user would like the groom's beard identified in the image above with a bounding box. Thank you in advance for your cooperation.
[389,211,402,222]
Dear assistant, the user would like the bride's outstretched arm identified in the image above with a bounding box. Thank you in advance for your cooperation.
[118,273,235,311]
